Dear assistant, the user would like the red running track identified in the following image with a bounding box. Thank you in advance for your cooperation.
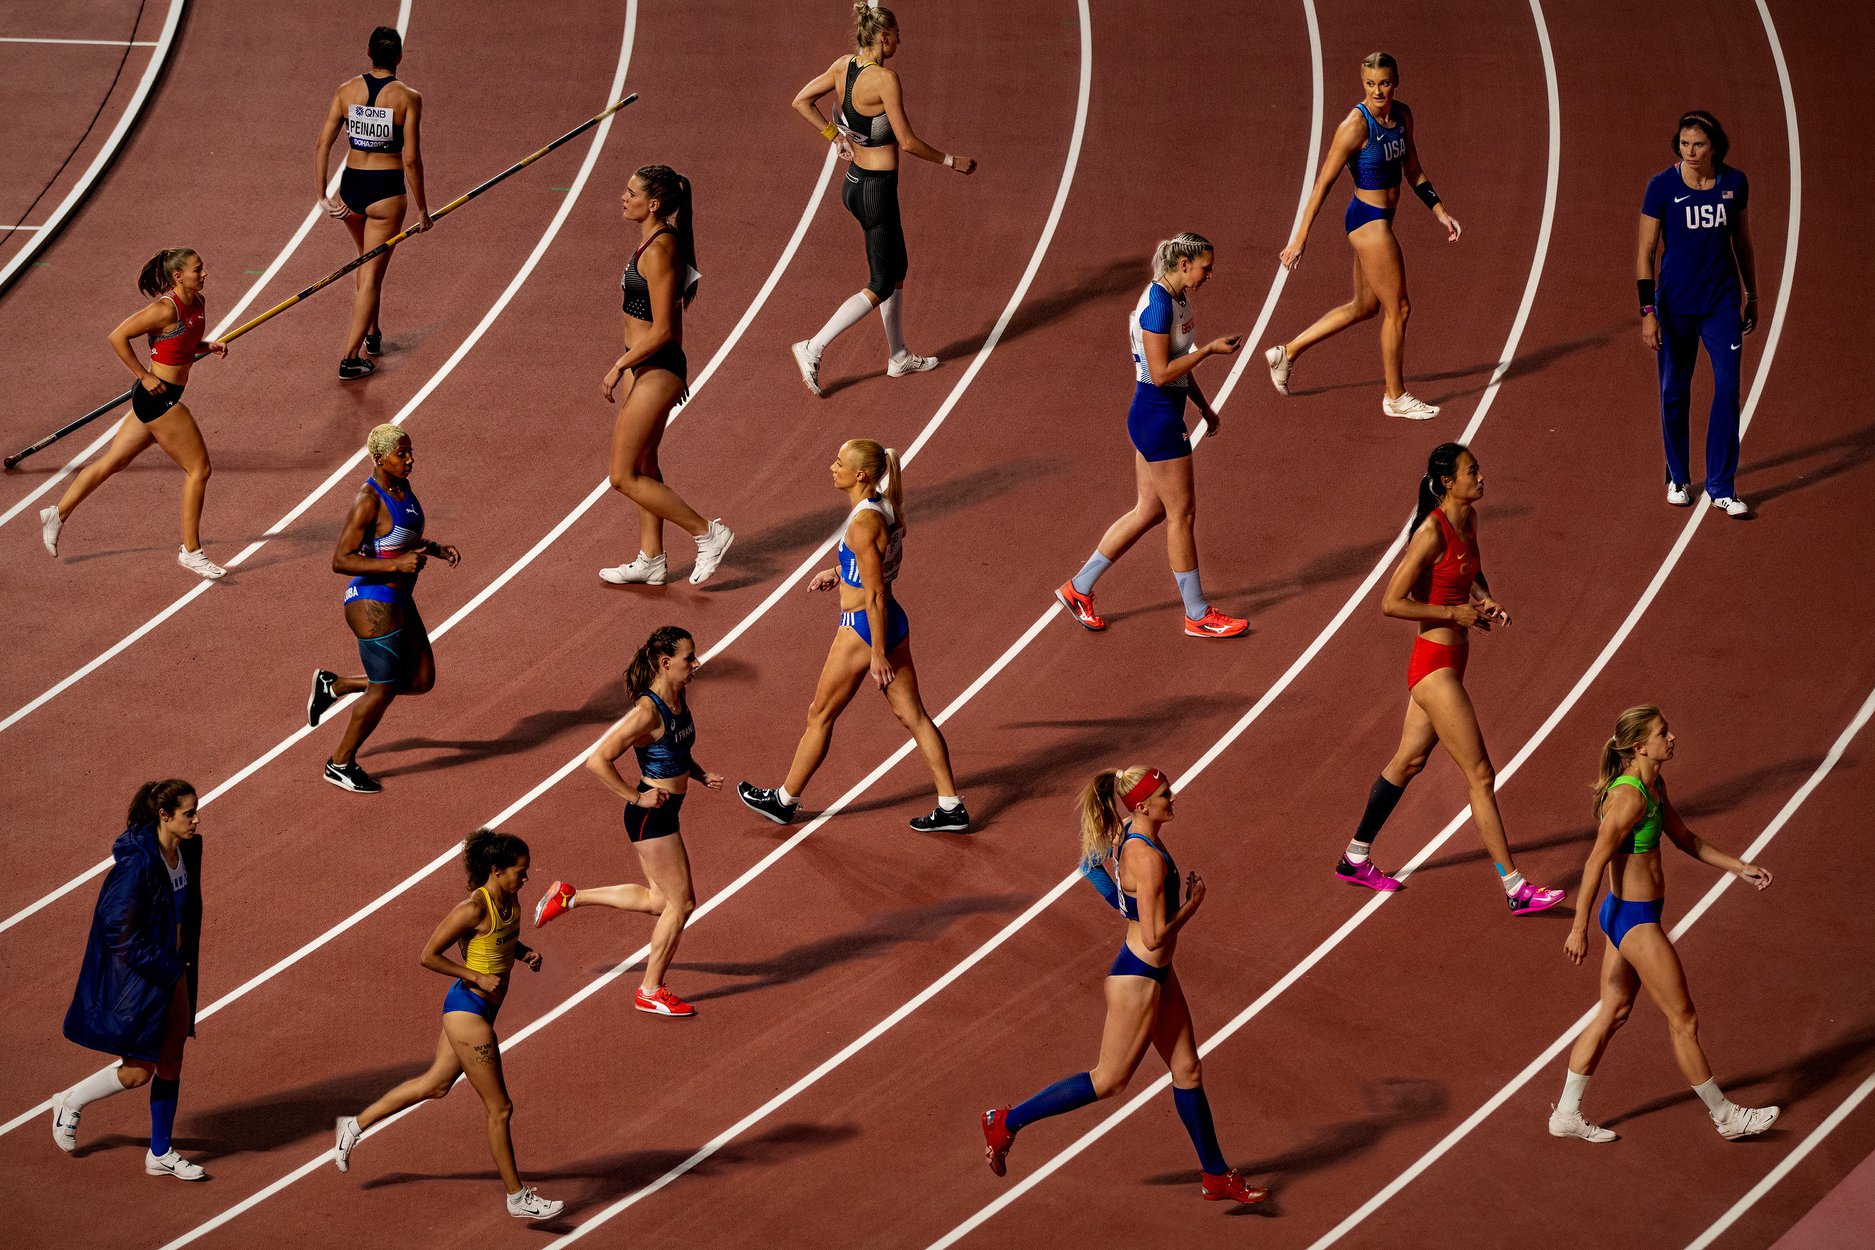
[2,0,1871,1247]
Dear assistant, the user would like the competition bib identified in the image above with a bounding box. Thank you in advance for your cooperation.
[346,103,395,149]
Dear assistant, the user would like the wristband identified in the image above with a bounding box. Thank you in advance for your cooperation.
[943,153,955,169]
[1637,278,1655,310]
[1640,305,1654,317]
[820,122,838,141]
[1413,180,1441,210]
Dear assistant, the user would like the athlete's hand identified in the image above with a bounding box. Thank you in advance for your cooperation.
[699,771,725,792]
[203,340,229,359]
[1203,336,1242,358]
[1563,928,1588,965]
[601,364,626,403]
[1438,211,1462,243]
[1742,295,1759,336]
[1738,862,1773,890]
[322,195,354,220]
[472,972,502,993]
[637,787,670,809]
[1197,406,1221,438]
[139,373,168,395]
[434,544,461,567]
[390,551,428,574]
[870,652,896,690]
[414,210,434,233]
[518,946,543,972]
[1279,237,1306,269]
[1447,602,1488,631]
[1184,871,1206,910]
[1640,312,1661,352]
[949,154,978,175]
[1474,596,1511,628]
[808,568,840,592]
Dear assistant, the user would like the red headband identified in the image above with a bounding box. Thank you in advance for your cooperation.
[1122,768,1169,812]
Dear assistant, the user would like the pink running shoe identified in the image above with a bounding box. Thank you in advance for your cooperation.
[533,880,575,929]
[1507,880,1565,915]
[1335,857,1402,892]
[982,1107,1016,1177]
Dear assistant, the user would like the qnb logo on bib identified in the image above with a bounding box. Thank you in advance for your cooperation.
[1683,202,1729,230]
[347,104,395,147]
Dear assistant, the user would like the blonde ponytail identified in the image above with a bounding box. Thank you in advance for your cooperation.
[1593,704,1663,817]
[1078,765,1152,864]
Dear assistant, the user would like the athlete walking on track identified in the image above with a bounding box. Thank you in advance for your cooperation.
[1332,442,1566,915]
[1549,705,1778,1143]
[333,829,564,1221]
[534,626,724,1019]
[1054,233,1249,639]
[40,248,230,579]
[1638,110,1758,517]
[314,25,431,380]
[981,766,1267,1207]
[1265,52,1460,420]
[788,2,976,396]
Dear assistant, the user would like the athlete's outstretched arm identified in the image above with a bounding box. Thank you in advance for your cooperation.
[875,71,974,173]
[1660,790,1771,887]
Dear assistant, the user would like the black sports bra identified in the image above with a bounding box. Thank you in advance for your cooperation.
[346,74,404,154]
[841,58,895,148]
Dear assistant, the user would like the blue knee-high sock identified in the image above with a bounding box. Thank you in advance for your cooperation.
[1173,1085,1228,1175]
[149,1077,180,1156]
[1005,1072,1097,1133]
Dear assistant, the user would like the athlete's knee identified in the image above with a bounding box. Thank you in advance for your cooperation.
[1170,1055,1202,1087]
[668,893,696,921]
[1385,294,1411,322]
[1394,752,1430,781]
[402,671,435,696]
[1607,999,1634,1032]
[1349,294,1380,320]
[485,1095,514,1124]
[1088,1069,1128,1100]
[190,458,212,484]
[1464,758,1498,791]
[419,1078,452,1101]
[1665,1006,1698,1042]
[116,1062,154,1089]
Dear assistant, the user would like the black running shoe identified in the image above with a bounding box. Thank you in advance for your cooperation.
[338,357,376,380]
[737,783,798,824]
[307,669,339,727]
[324,759,381,793]
[363,330,384,357]
[910,801,970,834]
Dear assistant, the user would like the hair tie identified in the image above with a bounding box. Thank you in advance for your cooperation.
[1122,768,1169,812]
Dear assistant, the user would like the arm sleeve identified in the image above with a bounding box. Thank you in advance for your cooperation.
[1137,285,1174,335]
[1078,856,1124,911]
[1640,171,1667,220]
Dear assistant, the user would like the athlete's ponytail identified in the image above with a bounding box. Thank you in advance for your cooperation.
[126,778,196,830]
[853,2,897,49]
[137,248,197,297]
[636,164,698,307]
[463,827,529,888]
[841,439,903,524]
[1151,232,1213,281]
[1077,766,1153,864]
[1593,705,1662,818]
[625,625,693,700]
[1413,442,1467,533]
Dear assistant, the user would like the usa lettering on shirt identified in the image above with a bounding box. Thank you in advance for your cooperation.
[347,104,395,147]
[1683,203,1729,229]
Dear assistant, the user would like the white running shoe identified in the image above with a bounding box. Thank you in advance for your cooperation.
[598,552,668,585]
[40,506,63,557]
[333,1115,362,1172]
[1714,1102,1779,1140]
[1382,391,1441,420]
[506,1186,565,1220]
[146,1148,207,1180]
[51,1092,79,1153]
[1711,495,1750,518]
[1547,1107,1617,1143]
[790,340,823,397]
[177,546,226,579]
[1666,483,1691,507]
[887,351,938,378]
[689,519,734,585]
[1264,344,1292,395]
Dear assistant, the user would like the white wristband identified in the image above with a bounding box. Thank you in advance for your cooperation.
[943,153,955,169]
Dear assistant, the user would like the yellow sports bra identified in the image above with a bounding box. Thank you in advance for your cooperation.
[461,885,517,976]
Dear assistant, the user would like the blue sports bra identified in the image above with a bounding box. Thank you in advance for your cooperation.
[346,477,425,597]
[1117,830,1180,925]
[1346,102,1406,191]
[633,690,696,780]
[346,74,404,154]
[837,496,903,588]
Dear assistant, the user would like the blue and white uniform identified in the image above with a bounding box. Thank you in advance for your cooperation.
[1642,162,1750,498]
[343,477,427,686]
[1125,281,1197,462]
[836,495,909,650]
[1344,102,1407,234]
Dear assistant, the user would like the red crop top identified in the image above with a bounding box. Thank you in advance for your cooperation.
[1415,508,1479,607]
[147,292,205,367]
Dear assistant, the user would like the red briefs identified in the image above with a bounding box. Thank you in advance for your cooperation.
[1407,635,1468,691]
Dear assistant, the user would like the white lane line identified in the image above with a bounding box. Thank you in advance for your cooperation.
[1318,684,1875,1249]
[0,0,183,292]
[1687,1070,1875,1250]
[0,36,159,45]
[149,5,1096,1238]
[0,225,47,231]
[0,0,416,527]
[939,0,1811,1236]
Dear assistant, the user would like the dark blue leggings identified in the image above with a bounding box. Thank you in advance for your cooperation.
[1656,303,1742,497]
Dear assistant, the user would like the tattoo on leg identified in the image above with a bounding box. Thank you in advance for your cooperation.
[472,1042,498,1066]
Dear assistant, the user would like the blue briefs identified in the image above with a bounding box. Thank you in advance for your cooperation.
[839,599,910,651]
[1125,382,1191,462]
[443,978,499,1021]
[1108,943,1170,984]
[1597,893,1665,949]
[1345,196,1396,234]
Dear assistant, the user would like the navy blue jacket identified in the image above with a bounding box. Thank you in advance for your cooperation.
[63,824,202,1062]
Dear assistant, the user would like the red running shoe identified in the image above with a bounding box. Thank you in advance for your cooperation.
[981,1107,1016,1177]
[533,880,575,929]
[1201,1169,1269,1205]
[1054,581,1106,631]
[1184,607,1250,639]
[635,985,696,1017]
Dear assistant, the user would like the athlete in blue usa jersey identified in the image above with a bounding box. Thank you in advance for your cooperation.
[1637,110,1759,517]
[1053,233,1250,640]
[1266,52,1462,421]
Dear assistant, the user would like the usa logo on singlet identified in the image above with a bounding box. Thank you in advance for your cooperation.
[1684,203,1729,229]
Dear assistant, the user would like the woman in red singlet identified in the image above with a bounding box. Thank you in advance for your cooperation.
[40,248,229,579]
[1329,442,1565,915]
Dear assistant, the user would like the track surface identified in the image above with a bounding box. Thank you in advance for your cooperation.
[2,1,1871,1247]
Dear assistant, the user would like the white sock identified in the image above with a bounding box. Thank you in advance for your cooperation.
[777,786,797,806]
[1344,840,1371,864]
[1500,869,1525,896]
[64,1065,133,1111]
[938,795,961,811]
[810,292,876,354]
[1558,1070,1591,1118]
[879,290,906,358]
[1692,1078,1729,1116]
